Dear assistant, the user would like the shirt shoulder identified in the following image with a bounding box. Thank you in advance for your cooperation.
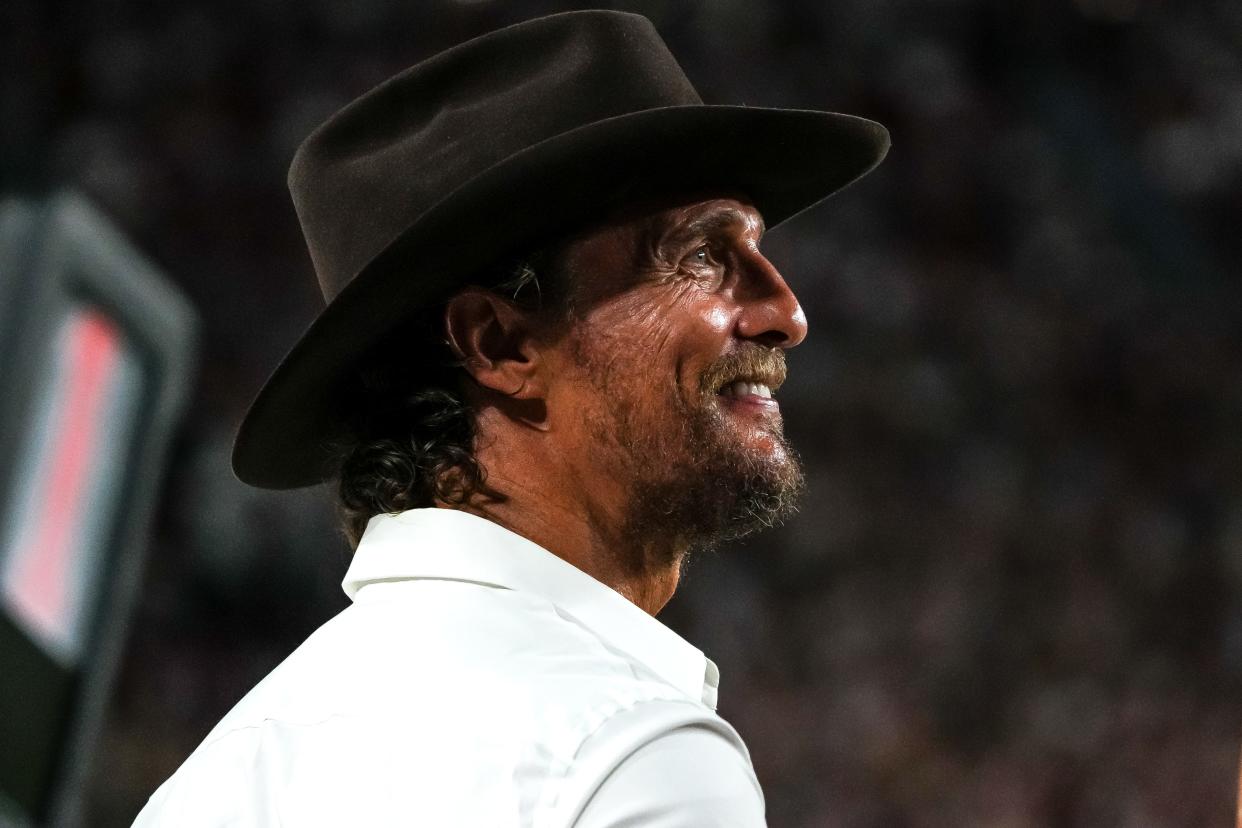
[575,725,766,827]
[541,700,761,826]
[135,580,747,826]
[134,699,754,828]
[203,580,695,735]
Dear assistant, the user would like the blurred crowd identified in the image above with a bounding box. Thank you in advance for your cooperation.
[6,0,1242,825]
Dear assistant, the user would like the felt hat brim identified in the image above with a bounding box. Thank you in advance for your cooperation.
[233,104,889,488]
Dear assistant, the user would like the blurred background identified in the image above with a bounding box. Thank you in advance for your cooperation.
[4,0,1242,825]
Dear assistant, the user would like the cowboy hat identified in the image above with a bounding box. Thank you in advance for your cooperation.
[232,9,889,488]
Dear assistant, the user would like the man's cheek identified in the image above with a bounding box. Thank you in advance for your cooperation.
[602,308,680,366]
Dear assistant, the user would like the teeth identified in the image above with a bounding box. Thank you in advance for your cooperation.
[721,381,773,399]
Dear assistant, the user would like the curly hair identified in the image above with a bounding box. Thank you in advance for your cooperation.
[335,254,563,547]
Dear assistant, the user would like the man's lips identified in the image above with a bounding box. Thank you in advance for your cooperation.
[716,380,780,412]
[718,379,775,400]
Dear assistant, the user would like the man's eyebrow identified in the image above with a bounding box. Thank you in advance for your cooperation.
[680,208,765,242]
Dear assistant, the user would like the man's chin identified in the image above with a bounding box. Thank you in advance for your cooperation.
[607,393,805,556]
[626,452,804,560]
[720,454,805,538]
[711,410,794,470]
[741,431,794,465]
[665,428,806,545]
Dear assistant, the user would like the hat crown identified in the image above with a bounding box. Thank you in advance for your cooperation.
[289,11,702,302]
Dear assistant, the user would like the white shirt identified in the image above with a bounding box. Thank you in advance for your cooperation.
[134,508,766,826]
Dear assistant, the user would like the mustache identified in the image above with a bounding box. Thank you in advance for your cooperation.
[699,345,788,394]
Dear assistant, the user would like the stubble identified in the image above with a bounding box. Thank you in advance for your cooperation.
[573,336,806,574]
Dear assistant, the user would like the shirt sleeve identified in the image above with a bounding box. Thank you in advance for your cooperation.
[573,725,767,827]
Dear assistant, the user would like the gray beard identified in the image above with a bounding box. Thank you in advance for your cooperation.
[588,379,806,573]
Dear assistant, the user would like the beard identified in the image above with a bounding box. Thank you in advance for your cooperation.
[572,338,806,572]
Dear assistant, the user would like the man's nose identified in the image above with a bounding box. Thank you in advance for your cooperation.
[734,251,808,349]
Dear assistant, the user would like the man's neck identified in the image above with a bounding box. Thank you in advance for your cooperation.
[447,472,685,616]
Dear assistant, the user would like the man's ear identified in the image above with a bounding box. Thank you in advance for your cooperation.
[443,288,547,399]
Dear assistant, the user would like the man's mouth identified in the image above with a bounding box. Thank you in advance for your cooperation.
[714,375,782,414]
[718,380,774,400]
[701,346,787,407]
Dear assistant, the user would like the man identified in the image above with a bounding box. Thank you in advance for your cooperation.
[135,10,888,826]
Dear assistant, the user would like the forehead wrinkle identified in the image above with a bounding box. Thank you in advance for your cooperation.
[644,203,763,257]
[681,205,765,243]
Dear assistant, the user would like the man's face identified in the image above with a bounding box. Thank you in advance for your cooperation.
[541,196,808,560]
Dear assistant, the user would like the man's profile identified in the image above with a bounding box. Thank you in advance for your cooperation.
[134,10,888,825]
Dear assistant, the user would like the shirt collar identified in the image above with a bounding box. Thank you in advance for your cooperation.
[343,508,721,710]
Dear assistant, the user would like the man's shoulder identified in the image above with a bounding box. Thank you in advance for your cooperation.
[199,577,699,746]
[136,578,730,826]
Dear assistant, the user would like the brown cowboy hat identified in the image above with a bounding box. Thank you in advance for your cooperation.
[232,9,890,489]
